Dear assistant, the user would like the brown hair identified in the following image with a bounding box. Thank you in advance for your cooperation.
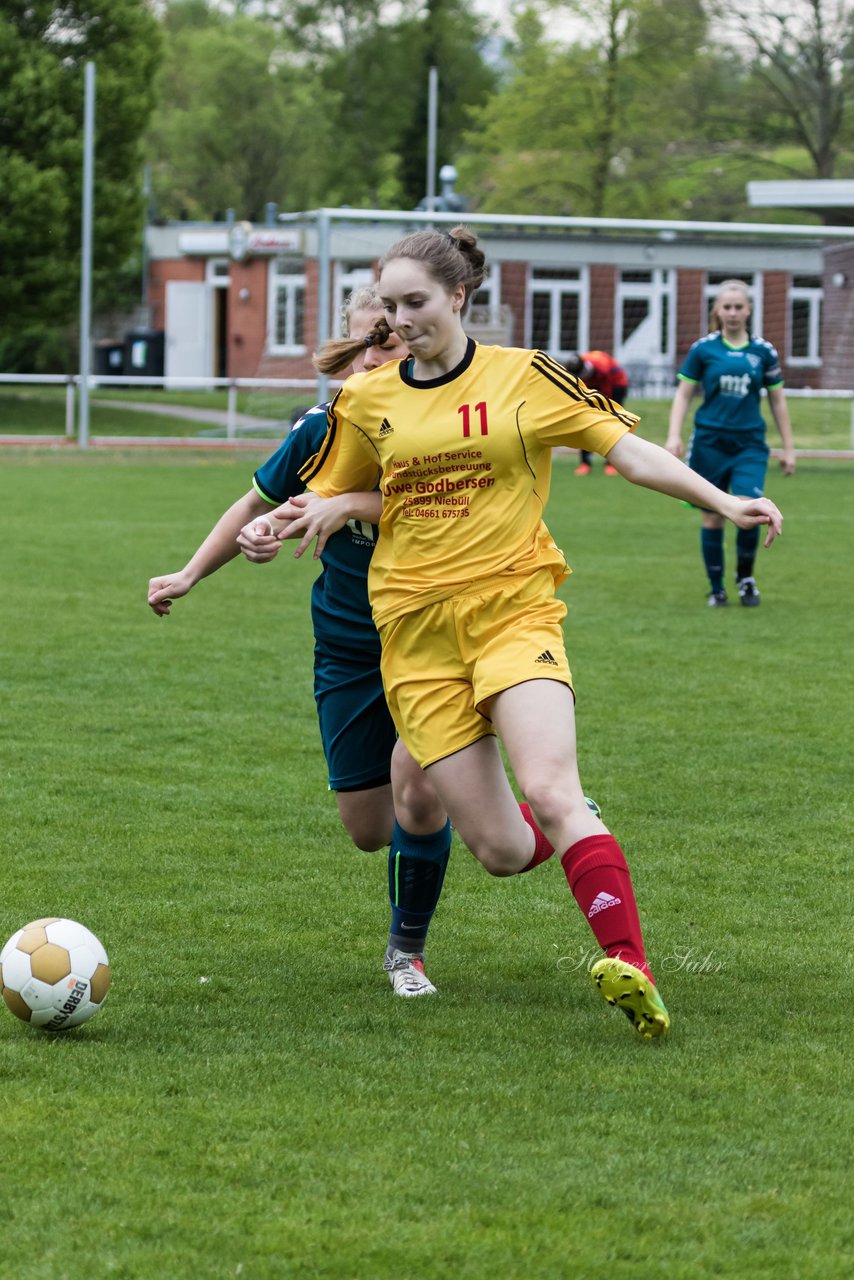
[312,284,391,376]
[379,225,486,312]
[709,278,752,333]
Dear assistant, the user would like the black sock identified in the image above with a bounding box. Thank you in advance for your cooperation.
[701,527,725,592]
[736,526,760,581]
[387,821,451,956]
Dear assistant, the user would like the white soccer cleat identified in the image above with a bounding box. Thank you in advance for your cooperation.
[383,949,438,997]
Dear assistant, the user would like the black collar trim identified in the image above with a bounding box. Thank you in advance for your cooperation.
[399,337,477,388]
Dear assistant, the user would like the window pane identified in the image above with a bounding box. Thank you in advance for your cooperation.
[531,293,551,349]
[792,274,822,289]
[660,293,669,355]
[294,288,305,347]
[621,270,653,283]
[622,297,649,343]
[707,272,753,288]
[559,292,579,350]
[790,298,811,358]
[275,289,288,346]
[532,268,579,281]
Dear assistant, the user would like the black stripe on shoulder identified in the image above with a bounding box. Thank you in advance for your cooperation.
[298,391,341,485]
[531,353,636,427]
[531,354,586,402]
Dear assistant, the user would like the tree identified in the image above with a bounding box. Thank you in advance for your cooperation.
[456,0,812,221]
[0,1,161,370]
[146,3,340,220]
[711,0,854,185]
[264,0,497,208]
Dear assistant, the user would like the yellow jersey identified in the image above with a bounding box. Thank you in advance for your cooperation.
[300,340,638,627]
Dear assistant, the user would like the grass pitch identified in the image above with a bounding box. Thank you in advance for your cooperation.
[0,449,851,1279]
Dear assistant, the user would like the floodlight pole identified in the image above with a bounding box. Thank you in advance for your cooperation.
[78,61,95,449]
[316,207,331,403]
[425,66,438,215]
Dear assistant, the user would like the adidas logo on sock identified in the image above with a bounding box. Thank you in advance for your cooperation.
[588,891,622,918]
[379,418,394,437]
[534,650,559,666]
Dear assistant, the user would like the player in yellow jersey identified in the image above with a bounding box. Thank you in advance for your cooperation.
[246,226,783,1040]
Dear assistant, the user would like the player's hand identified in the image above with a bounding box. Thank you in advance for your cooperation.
[779,450,796,477]
[269,493,351,561]
[148,570,193,616]
[728,496,783,547]
[664,436,683,459]
[236,516,281,563]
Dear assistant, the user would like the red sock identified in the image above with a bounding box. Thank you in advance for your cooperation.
[560,834,653,981]
[518,803,555,872]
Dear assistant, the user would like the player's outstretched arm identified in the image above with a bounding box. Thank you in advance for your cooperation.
[665,380,695,458]
[767,386,796,476]
[148,489,272,615]
[262,491,383,561]
[607,433,783,547]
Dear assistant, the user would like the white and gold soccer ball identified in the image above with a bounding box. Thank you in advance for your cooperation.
[0,918,110,1031]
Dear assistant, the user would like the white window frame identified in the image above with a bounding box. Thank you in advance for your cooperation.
[788,278,822,366]
[614,268,676,371]
[267,258,307,355]
[469,263,502,324]
[333,262,375,337]
[526,266,589,358]
[703,272,764,339]
[206,257,230,288]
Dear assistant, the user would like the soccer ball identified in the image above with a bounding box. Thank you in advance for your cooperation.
[0,918,110,1031]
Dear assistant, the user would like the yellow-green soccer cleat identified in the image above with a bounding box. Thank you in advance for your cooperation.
[591,957,670,1040]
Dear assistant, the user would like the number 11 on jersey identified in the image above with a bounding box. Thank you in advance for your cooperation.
[458,402,488,438]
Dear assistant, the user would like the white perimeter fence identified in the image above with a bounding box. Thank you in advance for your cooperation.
[0,374,333,447]
[1,372,854,455]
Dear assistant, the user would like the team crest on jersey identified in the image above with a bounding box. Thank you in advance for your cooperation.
[746,353,761,370]
[379,417,394,437]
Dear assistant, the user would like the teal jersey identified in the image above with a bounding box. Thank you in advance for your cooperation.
[678,333,783,435]
[253,405,380,654]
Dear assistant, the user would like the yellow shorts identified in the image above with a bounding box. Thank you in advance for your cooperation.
[379,570,573,768]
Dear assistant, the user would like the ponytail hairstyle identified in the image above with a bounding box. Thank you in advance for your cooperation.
[709,278,752,333]
[378,224,486,315]
[312,283,391,376]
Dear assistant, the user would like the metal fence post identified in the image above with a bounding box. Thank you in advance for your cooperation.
[66,377,76,439]
[227,380,238,439]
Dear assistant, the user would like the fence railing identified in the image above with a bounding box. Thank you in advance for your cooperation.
[2,372,854,451]
[0,373,333,443]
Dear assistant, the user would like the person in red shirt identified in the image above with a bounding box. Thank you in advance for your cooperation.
[565,351,630,475]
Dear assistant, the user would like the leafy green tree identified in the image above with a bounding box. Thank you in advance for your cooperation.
[0,1,161,370]
[710,0,854,187]
[147,2,340,220]
[264,0,496,208]
[456,0,808,221]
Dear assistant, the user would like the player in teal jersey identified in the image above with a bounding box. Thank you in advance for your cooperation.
[148,287,450,997]
[666,278,795,607]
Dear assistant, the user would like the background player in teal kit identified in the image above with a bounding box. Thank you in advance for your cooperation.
[666,278,795,607]
[148,287,450,998]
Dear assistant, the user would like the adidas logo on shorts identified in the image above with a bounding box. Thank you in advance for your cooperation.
[379,418,394,437]
[535,650,559,666]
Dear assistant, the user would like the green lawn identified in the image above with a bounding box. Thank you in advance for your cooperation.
[0,451,851,1279]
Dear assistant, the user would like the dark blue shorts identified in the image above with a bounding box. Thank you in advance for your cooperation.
[686,430,769,509]
[314,642,396,792]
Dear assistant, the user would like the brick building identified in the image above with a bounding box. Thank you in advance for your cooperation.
[145,211,854,392]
